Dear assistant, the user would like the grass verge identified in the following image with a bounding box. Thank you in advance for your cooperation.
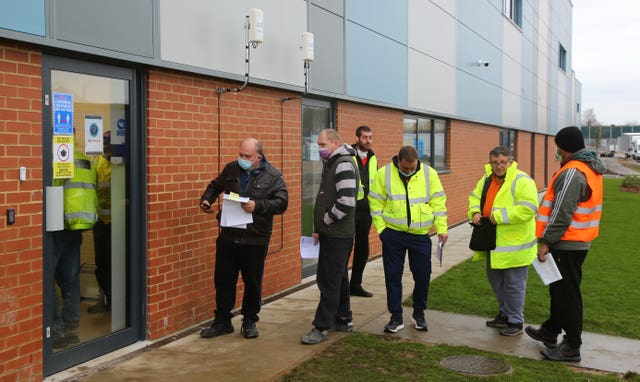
[280,333,640,381]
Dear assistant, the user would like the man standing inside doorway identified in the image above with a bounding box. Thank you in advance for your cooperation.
[350,125,377,298]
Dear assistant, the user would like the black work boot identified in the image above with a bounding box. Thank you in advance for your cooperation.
[485,312,508,328]
[241,317,259,339]
[200,320,234,338]
[525,325,558,348]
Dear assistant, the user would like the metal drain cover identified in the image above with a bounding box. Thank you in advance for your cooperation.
[440,355,511,375]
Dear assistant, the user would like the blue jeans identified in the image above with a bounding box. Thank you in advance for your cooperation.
[52,230,82,329]
[381,228,432,318]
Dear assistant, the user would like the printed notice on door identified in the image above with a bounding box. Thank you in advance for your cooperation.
[53,135,74,179]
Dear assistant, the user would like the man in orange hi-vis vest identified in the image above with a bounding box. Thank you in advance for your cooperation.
[526,126,605,363]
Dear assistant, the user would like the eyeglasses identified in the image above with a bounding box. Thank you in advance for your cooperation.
[490,160,510,167]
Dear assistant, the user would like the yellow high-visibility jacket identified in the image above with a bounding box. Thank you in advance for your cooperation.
[54,150,99,230]
[369,160,447,235]
[468,162,538,269]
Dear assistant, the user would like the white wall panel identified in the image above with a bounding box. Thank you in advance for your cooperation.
[502,18,522,65]
[408,49,455,115]
[159,0,307,87]
[408,0,455,65]
[430,0,455,16]
[502,90,521,128]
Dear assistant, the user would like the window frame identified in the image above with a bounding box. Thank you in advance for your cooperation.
[559,43,567,72]
[504,0,523,28]
[403,114,449,171]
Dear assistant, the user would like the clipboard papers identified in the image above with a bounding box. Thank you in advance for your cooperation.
[532,253,563,285]
[300,236,319,258]
[220,193,253,228]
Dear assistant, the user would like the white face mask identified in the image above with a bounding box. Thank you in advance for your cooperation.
[357,149,368,159]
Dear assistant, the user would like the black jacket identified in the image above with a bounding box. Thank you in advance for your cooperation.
[201,158,288,246]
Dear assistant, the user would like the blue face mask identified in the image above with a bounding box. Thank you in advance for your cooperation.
[238,157,253,170]
[399,169,416,177]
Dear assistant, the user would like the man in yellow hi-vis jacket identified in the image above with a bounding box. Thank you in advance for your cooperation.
[369,146,448,334]
[468,146,538,337]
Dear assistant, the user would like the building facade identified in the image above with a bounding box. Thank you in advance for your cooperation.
[0,0,578,379]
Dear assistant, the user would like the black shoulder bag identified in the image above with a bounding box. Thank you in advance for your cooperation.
[469,176,497,251]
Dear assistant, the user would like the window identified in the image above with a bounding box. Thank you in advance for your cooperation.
[577,103,581,113]
[403,115,448,171]
[499,129,516,154]
[504,0,523,28]
[559,44,567,71]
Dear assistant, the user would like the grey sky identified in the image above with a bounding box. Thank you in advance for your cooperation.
[572,0,640,125]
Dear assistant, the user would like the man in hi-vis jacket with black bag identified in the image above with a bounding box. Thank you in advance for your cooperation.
[468,146,538,337]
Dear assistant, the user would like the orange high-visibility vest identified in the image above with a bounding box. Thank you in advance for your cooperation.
[536,160,603,242]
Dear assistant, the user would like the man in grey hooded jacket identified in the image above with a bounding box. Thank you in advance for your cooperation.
[526,126,605,362]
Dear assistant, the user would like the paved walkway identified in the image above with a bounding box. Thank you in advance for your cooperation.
[48,223,640,381]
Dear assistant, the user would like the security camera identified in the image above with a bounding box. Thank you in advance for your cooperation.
[477,59,489,67]
[483,61,489,67]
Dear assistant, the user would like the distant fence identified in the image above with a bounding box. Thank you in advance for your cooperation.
[581,125,640,152]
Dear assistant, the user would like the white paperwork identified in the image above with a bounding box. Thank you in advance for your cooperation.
[434,241,444,267]
[300,236,319,258]
[220,193,253,228]
[532,253,563,285]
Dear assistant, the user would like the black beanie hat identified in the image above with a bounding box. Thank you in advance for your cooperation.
[554,126,585,153]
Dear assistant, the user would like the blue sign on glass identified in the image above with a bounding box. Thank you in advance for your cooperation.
[417,139,424,158]
[53,93,74,135]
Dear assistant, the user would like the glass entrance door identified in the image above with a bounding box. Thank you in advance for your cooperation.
[42,56,145,376]
[301,99,333,278]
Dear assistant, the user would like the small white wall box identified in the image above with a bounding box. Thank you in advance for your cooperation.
[302,32,314,62]
[248,8,264,44]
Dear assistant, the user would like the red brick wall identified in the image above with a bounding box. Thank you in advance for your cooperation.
[515,131,533,175]
[146,70,302,339]
[0,41,44,381]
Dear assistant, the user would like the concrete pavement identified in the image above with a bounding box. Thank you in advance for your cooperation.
[48,223,640,381]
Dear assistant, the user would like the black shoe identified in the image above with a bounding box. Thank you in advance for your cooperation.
[331,317,354,332]
[87,299,111,314]
[200,321,234,338]
[52,328,68,349]
[65,328,80,344]
[384,317,404,333]
[525,326,558,348]
[350,287,373,298]
[500,322,523,336]
[485,312,508,328]
[541,342,581,362]
[241,318,259,339]
[411,311,428,332]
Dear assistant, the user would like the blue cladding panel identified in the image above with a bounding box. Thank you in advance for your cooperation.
[346,22,407,106]
[0,0,45,36]
[457,0,502,46]
[456,69,502,125]
[346,0,407,44]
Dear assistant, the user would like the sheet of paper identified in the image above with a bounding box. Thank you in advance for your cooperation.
[220,193,252,228]
[434,241,444,267]
[300,236,319,259]
[532,253,563,285]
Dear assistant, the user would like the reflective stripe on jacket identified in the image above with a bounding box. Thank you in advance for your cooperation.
[94,155,111,224]
[536,160,603,242]
[369,161,447,235]
[54,151,99,230]
[468,162,538,269]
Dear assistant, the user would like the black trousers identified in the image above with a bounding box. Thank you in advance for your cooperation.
[313,235,353,330]
[350,208,372,288]
[214,237,267,322]
[92,221,111,302]
[541,249,588,349]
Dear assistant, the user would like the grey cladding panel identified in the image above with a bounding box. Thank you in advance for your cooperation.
[309,4,344,95]
[310,0,343,16]
[54,0,153,57]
